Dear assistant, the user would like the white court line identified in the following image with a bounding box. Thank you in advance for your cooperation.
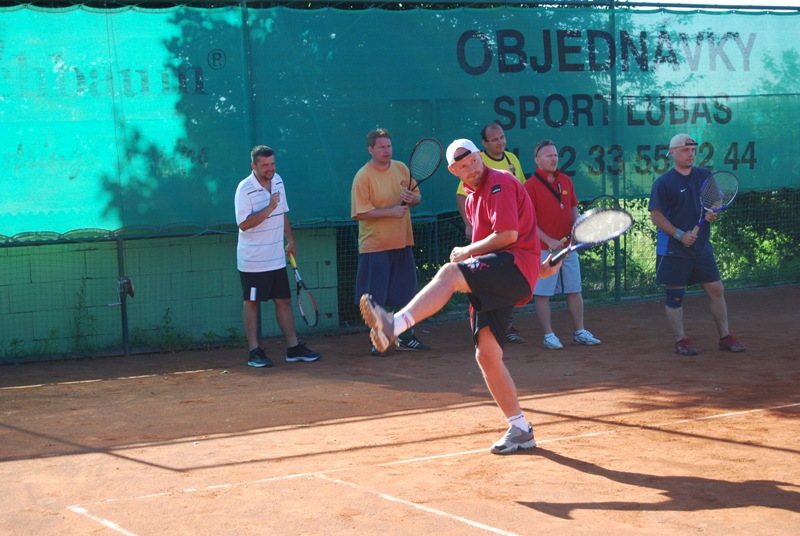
[315,474,522,536]
[66,401,799,534]
[377,428,620,467]
[67,506,140,536]
[652,402,800,427]
[0,369,216,390]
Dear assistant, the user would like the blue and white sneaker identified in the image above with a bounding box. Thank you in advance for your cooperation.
[573,329,601,345]
[543,333,564,350]
[247,347,273,368]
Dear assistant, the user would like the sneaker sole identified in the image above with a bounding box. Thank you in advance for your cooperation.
[247,361,273,368]
[395,343,431,351]
[491,439,537,455]
[359,295,391,353]
[285,356,321,362]
[543,343,563,350]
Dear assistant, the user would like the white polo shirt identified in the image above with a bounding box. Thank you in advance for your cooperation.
[234,172,289,273]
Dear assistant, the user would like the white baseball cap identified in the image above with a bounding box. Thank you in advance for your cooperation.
[669,134,697,149]
[446,139,480,166]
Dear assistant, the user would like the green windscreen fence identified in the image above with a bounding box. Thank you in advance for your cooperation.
[2,4,799,361]
[1,5,799,236]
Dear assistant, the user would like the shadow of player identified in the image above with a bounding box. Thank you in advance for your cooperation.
[519,448,800,519]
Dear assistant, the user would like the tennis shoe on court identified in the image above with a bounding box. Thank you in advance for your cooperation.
[490,424,536,455]
[675,337,699,356]
[719,334,746,352]
[396,333,431,351]
[506,325,526,344]
[573,329,601,345]
[370,345,389,357]
[285,343,321,362]
[247,347,274,368]
[360,294,395,353]
[543,333,563,350]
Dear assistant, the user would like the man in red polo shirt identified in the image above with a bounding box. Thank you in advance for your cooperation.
[360,139,561,455]
[524,139,601,350]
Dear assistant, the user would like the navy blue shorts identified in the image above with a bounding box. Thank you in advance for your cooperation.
[655,254,721,287]
[354,246,418,308]
[240,269,291,302]
[457,252,532,349]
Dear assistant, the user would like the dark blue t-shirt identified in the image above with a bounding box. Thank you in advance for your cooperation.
[648,167,714,258]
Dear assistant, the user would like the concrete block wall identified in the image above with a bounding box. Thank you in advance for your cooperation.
[0,227,339,362]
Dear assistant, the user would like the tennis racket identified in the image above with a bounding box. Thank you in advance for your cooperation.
[549,207,634,266]
[691,170,739,234]
[287,253,319,327]
[401,137,443,206]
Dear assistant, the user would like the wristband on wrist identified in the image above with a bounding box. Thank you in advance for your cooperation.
[673,229,685,241]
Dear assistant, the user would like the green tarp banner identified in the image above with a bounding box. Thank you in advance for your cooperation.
[1,6,798,235]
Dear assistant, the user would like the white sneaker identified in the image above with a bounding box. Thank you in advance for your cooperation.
[543,333,563,350]
[573,329,601,345]
[490,424,536,455]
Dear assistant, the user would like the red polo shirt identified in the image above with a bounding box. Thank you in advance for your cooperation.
[464,167,540,304]
[523,168,578,249]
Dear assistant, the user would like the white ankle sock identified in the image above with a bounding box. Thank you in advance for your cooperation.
[507,413,529,432]
[393,311,415,337]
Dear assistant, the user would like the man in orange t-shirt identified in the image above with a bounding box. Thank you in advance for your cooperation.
[351,128,430,355]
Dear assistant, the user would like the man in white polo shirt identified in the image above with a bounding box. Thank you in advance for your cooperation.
[234,145,321,367]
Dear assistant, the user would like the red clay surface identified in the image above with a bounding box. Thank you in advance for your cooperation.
[1,286,799,535]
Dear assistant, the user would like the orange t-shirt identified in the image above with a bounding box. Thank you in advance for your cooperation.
[351,160,417,254]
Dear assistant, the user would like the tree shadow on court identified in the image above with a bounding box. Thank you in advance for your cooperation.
[520,448,800,518]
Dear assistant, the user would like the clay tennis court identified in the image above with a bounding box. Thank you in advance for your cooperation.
[2,286,798,535]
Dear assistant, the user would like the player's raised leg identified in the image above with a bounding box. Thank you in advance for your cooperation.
[361,263,468,352]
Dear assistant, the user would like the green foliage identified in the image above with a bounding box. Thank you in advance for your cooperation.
[36,329,59,356]
[713,190,800,285]
[224,327,245,348]
[2,339,26,359]
[131,307,194,353]
[155,308,192,353]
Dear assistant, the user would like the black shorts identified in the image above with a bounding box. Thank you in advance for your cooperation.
[456,252,532,349]
[240,269,291,302]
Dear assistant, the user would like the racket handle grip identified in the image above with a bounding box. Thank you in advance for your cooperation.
[288,253,297,269]
[549,247,569,266]
[691,225,700,235]
[400,200,407,206]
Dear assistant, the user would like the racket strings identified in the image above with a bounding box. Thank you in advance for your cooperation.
[572,211,633,244]
[410,141,442,180]
[701,172,738,209]
[297,289,314,315]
